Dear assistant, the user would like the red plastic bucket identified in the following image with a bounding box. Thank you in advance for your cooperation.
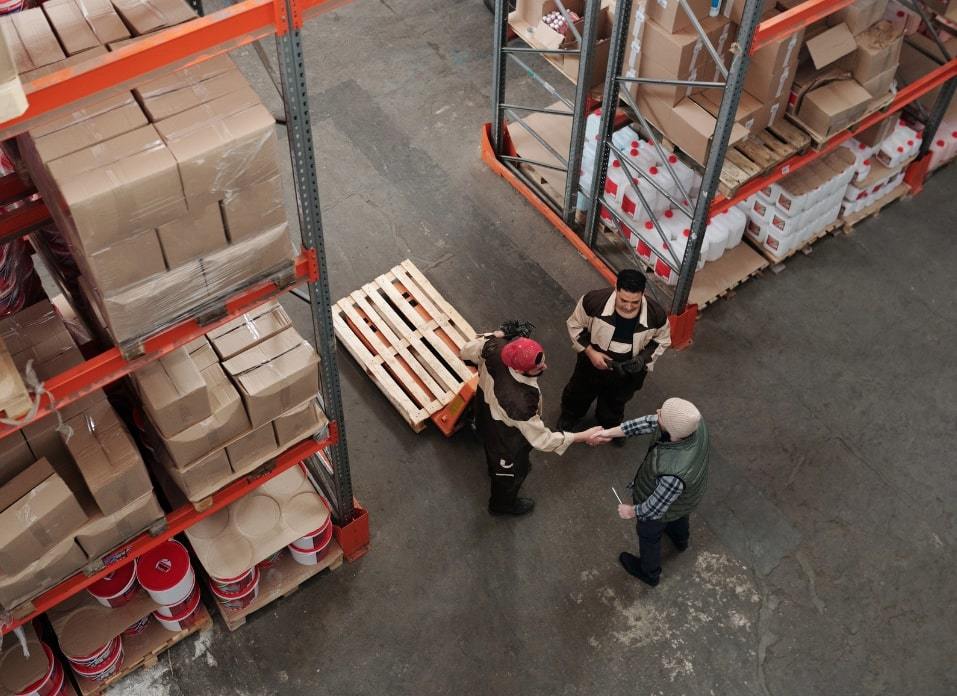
[153,583,203,632]
[137,540,194,607]
[290,515,332,550]
[87,561,138,609]
[63,637,115,669]
[123,614,151,637]
[154,580,198,619]
[15,643,64,696]
[255,549,284,570]
[288,524,334,566]
[210,568,260,612]
[209,568,255,595]
[71,638,123,682]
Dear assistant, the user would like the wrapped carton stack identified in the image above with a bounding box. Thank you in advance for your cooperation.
[132,302,327,502]
[839,118,919,216]
[18,55,295,345]
[744,148,856,258]
[0,301,164,610]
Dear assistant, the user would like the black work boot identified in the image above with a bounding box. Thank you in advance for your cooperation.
[555,414,579,432]
[489,497,535,516]
[618,552,660,587]
[666,534,689,552]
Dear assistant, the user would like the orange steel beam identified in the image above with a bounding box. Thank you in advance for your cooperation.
[0,172,35,205]
[0,198,48,243]
[1,431,337,636]
[751,0,856,54]
[0,0,353,139]
[710,58,957,217]
[0,250,315,439]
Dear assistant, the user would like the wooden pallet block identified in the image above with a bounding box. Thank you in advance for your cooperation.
[749,219,842,266]
[333,260,478,434]
[840,183,910,232]
[215,542,344,632]
[0,335,32,419]
[73,604,212,696]
[719,121,810,196]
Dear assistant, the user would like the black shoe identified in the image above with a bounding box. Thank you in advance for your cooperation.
[618,552,660,587]
[667,535,689,552]
[489,497,535,516]
[556,414,579,432]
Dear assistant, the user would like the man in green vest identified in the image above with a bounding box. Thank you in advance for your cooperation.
[593,397,709,587]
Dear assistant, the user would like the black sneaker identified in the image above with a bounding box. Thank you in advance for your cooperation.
[618,552,660,587]
[489,497,535,516]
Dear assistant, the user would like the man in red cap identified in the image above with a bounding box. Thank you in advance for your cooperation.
[460,329,602,516]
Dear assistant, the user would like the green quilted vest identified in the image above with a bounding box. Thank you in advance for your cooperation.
[631,420,710,522]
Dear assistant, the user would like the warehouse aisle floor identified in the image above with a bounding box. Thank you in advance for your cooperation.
[109,1,956,694]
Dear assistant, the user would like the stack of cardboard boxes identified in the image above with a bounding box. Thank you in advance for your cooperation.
[0,301,163,610]
[18,55,294,345]
[134,302,326,502]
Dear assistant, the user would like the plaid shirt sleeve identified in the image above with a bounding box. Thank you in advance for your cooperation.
[634,475,684,521]
[620,414,658,438]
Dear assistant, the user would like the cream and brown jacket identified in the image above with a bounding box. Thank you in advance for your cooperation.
[566,288,671,371]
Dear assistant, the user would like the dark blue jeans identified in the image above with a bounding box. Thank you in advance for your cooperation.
[637,515,690,581]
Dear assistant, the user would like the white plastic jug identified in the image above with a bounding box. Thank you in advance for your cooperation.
[704,214,732,261]
[612,125,639,151]
[663,154,697,198]
[603,159,628,204]
[725,204,748,249]
[669,229,705,272]
[634,220,657,267]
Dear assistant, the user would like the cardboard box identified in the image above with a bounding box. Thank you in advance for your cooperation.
[744,54,799,103]
[137,68,249,122]
[42,0,99,55]
[858,63,896,98]
[896,34,957,112]
[751,20,804,76]
[0,431,34,486]
[0,458,88,575]
[0,535,86,609]
[75,490,163,558]
[0,299,75,360]
[273,399,327,447]
[111,0,195,35]
[637,92,748,165]
[208,301,292,361]
[844,20,903,83]
[188,336,218,372]
[156,202,228,268]
[163,447,230,500]
[855,114,895,146]
[155,88,279,208]
[629,54,699,107]
[11,9,65,71]
[64,401,152,515]
[160,363,249,468]
[692,89,765,132]
[796,78,872,139]
[722,0,776,24]
[0,623,47,694]
[220,175,286,243]
[84,227,166,292]
[833,0,889,34]
[1,18,33,74]
[805,22,858,70]
[646,0,711,33]
[199,223,295,298]
[133,346,211,437]
[17,44,106,82]
[33,98,147,162]
[222,327,320,427]
[28,90,134,140]
[225,422,276,472]
[47,126,187,254]
[133,54,236,103]
[73,0,130,43]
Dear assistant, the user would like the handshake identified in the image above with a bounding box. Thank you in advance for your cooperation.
[570,426,619,447]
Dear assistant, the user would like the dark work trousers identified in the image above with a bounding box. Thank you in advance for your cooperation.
[560,352,647,428]
[636,515,690,582]
[486,446,532,508]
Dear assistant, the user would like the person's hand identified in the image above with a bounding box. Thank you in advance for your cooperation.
[618,504,637,520]
[586,428,612,446]
[573,425,606,444]
[492,330,505,338]
[585,346,612,371]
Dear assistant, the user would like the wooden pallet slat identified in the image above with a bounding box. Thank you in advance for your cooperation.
[0,335,32,419]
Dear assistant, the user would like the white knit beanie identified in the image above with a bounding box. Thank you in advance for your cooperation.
[659,398,701,440]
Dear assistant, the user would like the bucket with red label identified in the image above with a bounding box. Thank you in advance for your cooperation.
[15,643,64,696]
[71,638,123,683]
[136,540,195,607]
[153,582,203,632]
[209,568,256,595]
[87,561,139,608]
[290,515,332,550]
[154,581,199,619]
[123,615,151,637]
[255,549,284,570]
[210,567,260,612]
[288,523,334,566]
[63,637,117,670]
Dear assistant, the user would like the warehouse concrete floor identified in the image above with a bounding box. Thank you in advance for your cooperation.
[108,0,956,694]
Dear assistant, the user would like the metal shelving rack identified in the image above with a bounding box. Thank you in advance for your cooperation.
[484,0,957,348]
[0,0,368,637]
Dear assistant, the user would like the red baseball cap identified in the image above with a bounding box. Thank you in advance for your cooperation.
[501,338,544,373]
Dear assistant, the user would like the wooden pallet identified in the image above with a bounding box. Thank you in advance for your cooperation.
[73,604,212,696]
[840,183,910,232]
[333,260,478,436]
[719,120,811,195]
[0,335,32,419]
[214,542,344,632]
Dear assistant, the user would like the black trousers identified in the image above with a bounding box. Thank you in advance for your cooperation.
[486,446,532,508]
[636,515,690,582]
[560,352,647,428]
